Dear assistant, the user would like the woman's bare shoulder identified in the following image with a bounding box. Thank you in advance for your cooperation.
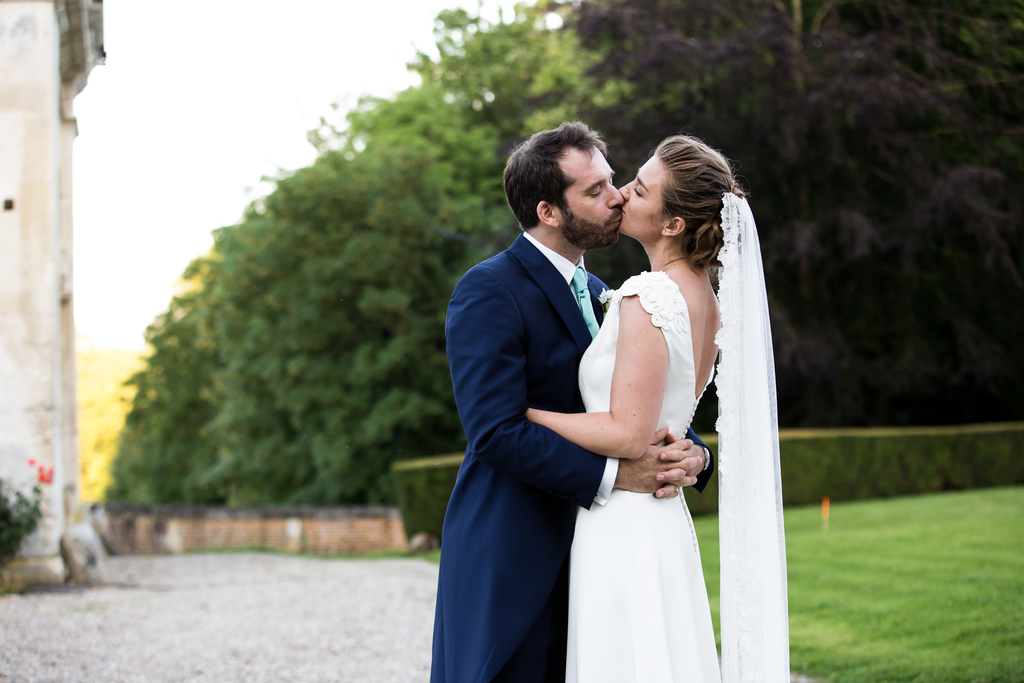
[667,266,716,313]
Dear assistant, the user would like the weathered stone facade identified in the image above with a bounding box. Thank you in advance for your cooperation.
[0,0,103,589]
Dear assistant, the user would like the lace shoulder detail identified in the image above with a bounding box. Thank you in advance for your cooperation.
[602,271,688,332]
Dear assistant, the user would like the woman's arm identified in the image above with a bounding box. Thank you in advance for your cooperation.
[525,296,668,459]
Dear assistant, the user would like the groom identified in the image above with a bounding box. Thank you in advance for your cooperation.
[431,122,715,683]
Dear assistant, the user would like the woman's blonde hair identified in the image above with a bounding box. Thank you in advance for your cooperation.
[655,135,744,269]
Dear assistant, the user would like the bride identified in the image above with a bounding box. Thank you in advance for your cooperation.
[526,135,789,682]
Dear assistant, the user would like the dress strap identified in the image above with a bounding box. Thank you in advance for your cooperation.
[613,271,689,332]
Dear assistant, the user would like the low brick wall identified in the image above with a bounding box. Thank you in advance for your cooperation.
[92,503,409,556]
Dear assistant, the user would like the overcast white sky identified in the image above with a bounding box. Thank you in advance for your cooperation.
[73,0,523,350]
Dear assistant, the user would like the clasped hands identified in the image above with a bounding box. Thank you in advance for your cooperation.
[614,427,705,499]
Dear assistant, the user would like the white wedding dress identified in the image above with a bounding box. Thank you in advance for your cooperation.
[567,270,722,683]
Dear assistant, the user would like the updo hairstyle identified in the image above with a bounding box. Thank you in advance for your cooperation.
[655,135,744,270]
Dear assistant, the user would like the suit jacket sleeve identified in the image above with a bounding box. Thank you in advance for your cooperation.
[685,426,715,493]
[446,266,607,509]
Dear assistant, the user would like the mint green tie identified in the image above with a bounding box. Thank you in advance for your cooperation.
[572,267,600,339]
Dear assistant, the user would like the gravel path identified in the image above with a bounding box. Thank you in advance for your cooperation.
[0,553,439,683]
[1,553,821,683]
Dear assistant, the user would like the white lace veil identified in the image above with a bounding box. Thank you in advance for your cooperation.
[714,192,790,682]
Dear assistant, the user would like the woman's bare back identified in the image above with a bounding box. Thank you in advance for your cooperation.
[666,263,721,400]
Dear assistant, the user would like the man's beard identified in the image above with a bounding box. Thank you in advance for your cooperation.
[561,206,620,250]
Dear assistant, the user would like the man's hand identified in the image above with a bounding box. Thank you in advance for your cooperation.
[658,433,707,488]
[614,431,706,498]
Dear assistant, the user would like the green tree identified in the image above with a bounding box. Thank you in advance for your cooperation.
[203,149,470,504]
[110,147,474,505]
[329,82,509,245]
[109,4,592,505]
[108,258,225,504]
[573,0,1024,427]
[314,2,591,248]
[76,341,143,502]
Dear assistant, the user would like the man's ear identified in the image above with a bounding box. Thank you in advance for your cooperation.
[662,216,685,237]
[537,201,562,229]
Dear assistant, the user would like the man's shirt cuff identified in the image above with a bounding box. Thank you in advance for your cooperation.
[595,457,618,506]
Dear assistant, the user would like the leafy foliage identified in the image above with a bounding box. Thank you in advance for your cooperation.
[573,0,1024,426]
[112,1,1024,506]
[683,423,1024,515]
[76,342,142,501]
[313,3,589,248]
[315,82,506,240]
[110,5,583,505]
[111,148,474,505]
[0,481,42,566]
[108,268,224,504]
[205,150,470,504]
[392,452,465,540]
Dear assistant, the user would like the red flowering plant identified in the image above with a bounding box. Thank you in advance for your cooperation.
[0,459,50,566]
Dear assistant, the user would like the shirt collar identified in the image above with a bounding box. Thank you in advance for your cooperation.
[522,231,586,285]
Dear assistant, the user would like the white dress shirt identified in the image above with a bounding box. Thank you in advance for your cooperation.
[522,231,619,506]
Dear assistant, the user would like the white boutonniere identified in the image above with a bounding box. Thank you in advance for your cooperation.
[598,289,613,315]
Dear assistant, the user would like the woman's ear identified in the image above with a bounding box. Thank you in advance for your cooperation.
[662,216,685,237]
[537,201,562,229]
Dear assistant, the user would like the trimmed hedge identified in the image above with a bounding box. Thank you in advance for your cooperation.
[392,453,464,540]
[683,421,1024,515]
[393,422,1024,538]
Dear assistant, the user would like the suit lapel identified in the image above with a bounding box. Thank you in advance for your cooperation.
[509,235,594,356]
[588,276,606,327]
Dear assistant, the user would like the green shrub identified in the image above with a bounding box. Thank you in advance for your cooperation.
[684,422,1024,515]
[392,423,1024,535]
[392,453,464,540]
[0,480,43,566]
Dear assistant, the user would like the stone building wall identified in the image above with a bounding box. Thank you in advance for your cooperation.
[95,504,411,556]
[0,0,103,589]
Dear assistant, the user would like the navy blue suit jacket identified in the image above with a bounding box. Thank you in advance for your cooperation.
[431,235,714,683]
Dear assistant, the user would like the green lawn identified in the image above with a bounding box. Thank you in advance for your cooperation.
[692,487,1024,683]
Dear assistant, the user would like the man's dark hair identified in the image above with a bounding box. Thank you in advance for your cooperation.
[503,121,609,230]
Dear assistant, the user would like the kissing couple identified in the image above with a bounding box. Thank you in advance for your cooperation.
[431,122,789,683]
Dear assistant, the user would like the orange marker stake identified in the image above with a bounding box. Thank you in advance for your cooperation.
[822,495,830,532]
